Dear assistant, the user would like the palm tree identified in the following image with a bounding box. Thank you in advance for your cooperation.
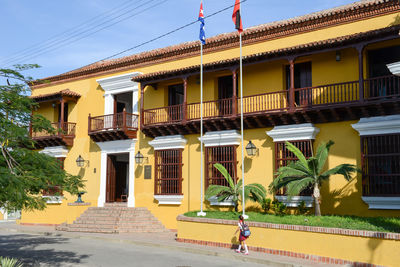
[205,163,266,212]
[269,141,358,216]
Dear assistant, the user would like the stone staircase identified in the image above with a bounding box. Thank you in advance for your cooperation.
[56,203,169,234]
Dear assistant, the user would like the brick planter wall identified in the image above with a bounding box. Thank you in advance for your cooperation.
[177,215,399,267]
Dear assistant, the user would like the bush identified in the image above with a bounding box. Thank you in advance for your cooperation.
[272,199,287,215]
[261,198,272,213]
[297,200,308,215]
[0,257,23,267]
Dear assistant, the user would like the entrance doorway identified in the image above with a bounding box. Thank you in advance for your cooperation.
[106,153,129,203]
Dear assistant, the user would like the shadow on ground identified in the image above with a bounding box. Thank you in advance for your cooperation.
[0,233,89,266]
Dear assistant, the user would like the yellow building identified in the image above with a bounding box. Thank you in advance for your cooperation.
[23,0,400,230]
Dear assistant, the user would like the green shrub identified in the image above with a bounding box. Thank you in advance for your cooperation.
[272,200,287,215]
[0,257,23,267]
[297,200,308,215]
[261,198,272,213]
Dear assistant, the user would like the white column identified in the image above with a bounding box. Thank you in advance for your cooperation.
[104,93,114,115]
[132,90,139,114]
[97,152,108,207]
[127,150,136,207]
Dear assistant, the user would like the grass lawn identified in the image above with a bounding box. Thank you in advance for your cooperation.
[183,211,400,233]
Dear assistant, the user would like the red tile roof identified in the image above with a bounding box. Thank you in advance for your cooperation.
[30,89,81,102]
[132,25,400,83]
[31,0,400,88]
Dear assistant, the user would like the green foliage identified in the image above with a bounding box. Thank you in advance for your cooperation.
[261,198,271,213]
[0,257,23,267]
[269,141,358,216]
[271,199,287,215]
[184,211,400,233]
[0,65,85,212]
[297,201,308,215]
[205,163,267,212]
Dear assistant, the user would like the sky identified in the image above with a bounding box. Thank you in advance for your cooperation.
[0,0,359,80]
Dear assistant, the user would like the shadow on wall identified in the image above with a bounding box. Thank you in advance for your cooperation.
[0,233,90,266]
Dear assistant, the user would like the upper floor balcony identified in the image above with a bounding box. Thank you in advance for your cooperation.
[31,122,76,148]
[135,26,400,138]
[88,111,139,142]
[141,75,400,137]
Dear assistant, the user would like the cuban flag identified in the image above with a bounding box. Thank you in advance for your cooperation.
[198,1,206,45]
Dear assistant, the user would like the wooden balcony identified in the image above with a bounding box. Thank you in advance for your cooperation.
[88,111,139,142]
[32,122,76,148]
[142,75,400,138]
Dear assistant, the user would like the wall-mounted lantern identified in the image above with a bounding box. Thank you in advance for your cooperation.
[76,155,89,167]
[246,141,257,157]
[135,151,148,164]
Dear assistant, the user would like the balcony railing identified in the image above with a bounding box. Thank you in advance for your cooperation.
[142,75,400,126]
[88,112,139,133]
[31,122,76,139]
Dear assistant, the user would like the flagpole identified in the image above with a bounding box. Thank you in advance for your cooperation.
[239,32,247,219]
[197,42,206,217]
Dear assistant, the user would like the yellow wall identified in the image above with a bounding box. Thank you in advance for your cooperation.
[22,11,400,227]
[178,219,399,267]
[21,203,93,224]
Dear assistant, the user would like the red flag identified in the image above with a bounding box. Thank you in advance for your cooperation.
[232,0,243,33]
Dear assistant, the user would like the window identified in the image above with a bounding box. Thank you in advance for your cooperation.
[42,157,65,196]
[154,149,183,195]
[361,134,400,196]
[205,145,237,188]
[275,140,313,196]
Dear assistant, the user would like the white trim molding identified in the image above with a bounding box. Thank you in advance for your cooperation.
[351,115,400,136]
[154,195,184,205]
[362,197,400,210]
[387,62,400,76]
[266,123,320,142]
[207,196,235,206]
[40,146,68,158]
[42,196,63,204]
[96,139,137,208]
[275,196,314,208]
[149,135,187,150]
[199,130,241,147]
[97,72,140,93]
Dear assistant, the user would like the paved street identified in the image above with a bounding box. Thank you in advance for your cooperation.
[0,231,270,267]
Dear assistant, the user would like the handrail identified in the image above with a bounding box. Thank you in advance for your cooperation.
[88,112,138,133]
[142,75,399,126]
[31,122,76,138]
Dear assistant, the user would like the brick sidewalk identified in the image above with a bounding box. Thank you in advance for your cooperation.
[0,221,335,267]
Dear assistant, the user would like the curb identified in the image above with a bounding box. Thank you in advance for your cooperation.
[0,226,312,267]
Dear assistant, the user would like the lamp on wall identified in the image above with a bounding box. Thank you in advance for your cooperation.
[245,141,257,157]
[76,155,89,167]
[135,151,148,164]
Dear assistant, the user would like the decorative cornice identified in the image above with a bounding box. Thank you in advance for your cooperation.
[40,146,68,158]
[96,72,140,94]
[362,197,400,210]
[97,139,137,153]
[266,123,320,142]
[148,135,187,150]
[199,130,241,147]
[30,0,400,88]
[351,115,400,136]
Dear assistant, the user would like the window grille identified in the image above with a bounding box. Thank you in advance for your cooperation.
[361,134,400,196]
[42,157,65,196]
[205,145,237,188]
[154,149,183,195]
[275,140,313,196]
